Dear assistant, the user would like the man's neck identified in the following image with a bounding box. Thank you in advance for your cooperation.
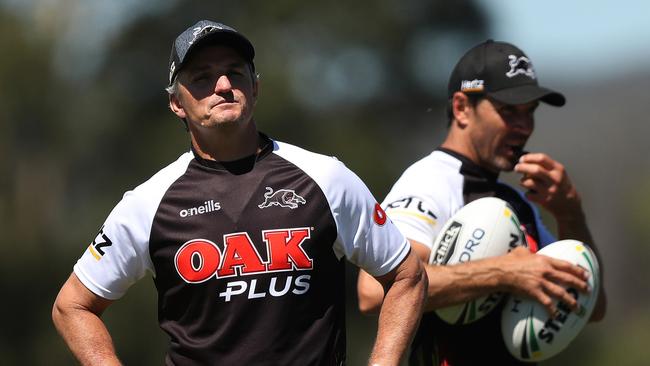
[440,134,478,165]
[190,122,260,162]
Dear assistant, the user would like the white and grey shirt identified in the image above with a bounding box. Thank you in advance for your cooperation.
[382,148,555,366]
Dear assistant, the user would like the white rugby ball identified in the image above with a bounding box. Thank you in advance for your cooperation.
[429,197,527,324]
[501,239,600,362]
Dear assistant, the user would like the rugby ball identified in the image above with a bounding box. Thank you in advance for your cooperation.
[501,240,600,362]
[429,197,527,324]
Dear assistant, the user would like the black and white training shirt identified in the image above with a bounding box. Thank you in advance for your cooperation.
[74,134,410,366]
[382,148,555,366]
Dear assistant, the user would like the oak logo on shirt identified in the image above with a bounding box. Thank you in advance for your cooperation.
[175,227,313,283]
[258,187,306,209]
[88,225,112,260]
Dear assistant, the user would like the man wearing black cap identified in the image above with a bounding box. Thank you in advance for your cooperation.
[52,20,427,365]
[357,40,606,365]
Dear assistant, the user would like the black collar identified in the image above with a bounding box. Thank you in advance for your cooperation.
[191,132,274,174]
[436,147,499,182]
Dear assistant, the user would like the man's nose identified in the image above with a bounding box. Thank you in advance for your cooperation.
[509,115,534,134]
[214,75,233,93]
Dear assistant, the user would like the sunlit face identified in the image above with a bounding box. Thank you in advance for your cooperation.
[468,98,538,172]
[170,45,257,130]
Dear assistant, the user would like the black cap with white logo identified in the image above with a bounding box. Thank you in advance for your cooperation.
[168,20,255,86]
[447,40,565,106]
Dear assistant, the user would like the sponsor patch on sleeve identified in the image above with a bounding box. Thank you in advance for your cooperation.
[384,196,437,226]
[88,225,113,260]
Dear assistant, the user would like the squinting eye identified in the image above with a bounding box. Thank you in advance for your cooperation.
[228,70,245,78]
[192,72,213,82]
[499,107,515,115]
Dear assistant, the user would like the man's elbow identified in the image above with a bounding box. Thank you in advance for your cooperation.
[413,261,428,305]
[388,252,428,309]
[357,290,383,315]
[404,251,428,296]
[52,297,67,332]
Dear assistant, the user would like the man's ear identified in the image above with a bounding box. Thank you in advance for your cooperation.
[169,93,186,119]
[452,92,473,128]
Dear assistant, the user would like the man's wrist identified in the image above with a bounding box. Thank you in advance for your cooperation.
[551,199,586,224]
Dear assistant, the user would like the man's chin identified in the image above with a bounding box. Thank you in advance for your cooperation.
[200,116,242,128]
[492,157,517,172]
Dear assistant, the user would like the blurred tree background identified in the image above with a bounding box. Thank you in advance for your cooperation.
[1,0,648,365]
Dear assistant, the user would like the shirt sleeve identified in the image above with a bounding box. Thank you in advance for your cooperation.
[382,192,448,250]
[271,142,411,277]
[73,190,156,300]
[73,152,192,300]
[322,161,411,277]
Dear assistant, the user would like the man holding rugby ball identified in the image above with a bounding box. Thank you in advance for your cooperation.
[357,40,606,365]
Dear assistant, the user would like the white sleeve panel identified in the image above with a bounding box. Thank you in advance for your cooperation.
[73,152,193,300]
[382,191,447,250]
[273,142,410,277]
[382,153,465,250]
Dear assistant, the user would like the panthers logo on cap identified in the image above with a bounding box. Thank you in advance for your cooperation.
[190,25,223,45]
[505,55,536,79]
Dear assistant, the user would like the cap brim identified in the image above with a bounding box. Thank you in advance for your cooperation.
[488,84,566,106]
[188,31,255,63]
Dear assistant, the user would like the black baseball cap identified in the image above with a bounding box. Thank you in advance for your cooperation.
[448,40,565,106]
[168,20,255,86]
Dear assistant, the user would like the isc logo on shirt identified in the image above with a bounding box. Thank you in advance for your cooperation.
[174,227,313,301]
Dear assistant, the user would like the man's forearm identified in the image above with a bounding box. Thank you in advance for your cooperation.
[556,207,595,245]
[368,252,427,366]
[53,305,122,366]
[421,259,507,312]
[53,273,121,366]
[357,246,510,315]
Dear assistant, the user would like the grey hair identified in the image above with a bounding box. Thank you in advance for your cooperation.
[165,77,179,96]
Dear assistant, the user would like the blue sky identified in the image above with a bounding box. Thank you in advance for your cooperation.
[3,0,648,86]
[476,0,650,83]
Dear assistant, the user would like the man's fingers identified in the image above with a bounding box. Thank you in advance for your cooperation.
[548,258,590,294]
[516,153,566,184]
[548,270,590,294]
[531,278,581,316]
[543,281,579,310]
[518,152,557,170]
[515,160,551,175]
[516,163,555,188]
[520,176,551,193]
[548,257,589,280]
[533,291,556,317]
